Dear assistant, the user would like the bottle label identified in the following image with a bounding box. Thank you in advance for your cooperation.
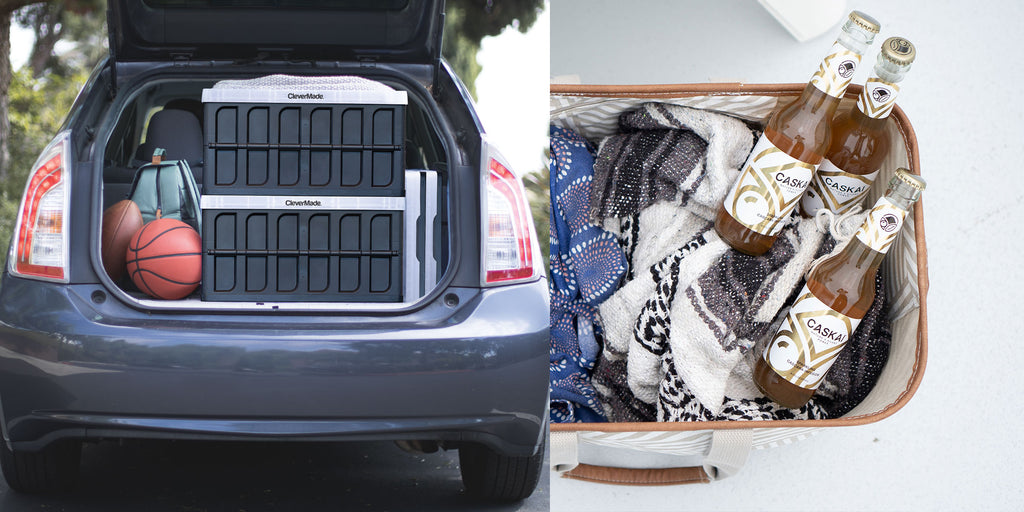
[723,135,816,236]
[857,78,901,119]
[810,41,862,98]
[802,159,878,214]
[855,197,908,253]
[763,286,861,390]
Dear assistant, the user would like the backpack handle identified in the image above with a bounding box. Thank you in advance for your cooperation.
[152,148,166,218]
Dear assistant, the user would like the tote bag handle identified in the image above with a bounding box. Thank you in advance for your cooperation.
[551,429,753,485]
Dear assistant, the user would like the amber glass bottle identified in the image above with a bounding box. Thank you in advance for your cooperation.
[716,11,880,256]
[801,37,917,216]
[754,168,925,408]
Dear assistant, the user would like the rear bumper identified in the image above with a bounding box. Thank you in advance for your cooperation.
[0,275,548,456]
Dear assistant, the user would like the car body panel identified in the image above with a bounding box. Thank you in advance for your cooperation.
[0,275,548,456]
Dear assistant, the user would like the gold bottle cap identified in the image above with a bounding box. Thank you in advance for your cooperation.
[893,167,927,192]
[849,11,881,34]
[881,37,917,66]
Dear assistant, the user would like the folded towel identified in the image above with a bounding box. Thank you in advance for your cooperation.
[658,357,829,421]
[658,266,891,421]
[590,103,755,223]
[579,103,893,424]
[592,353,658,423]
[660,215,829,415]
[594,202,893,422]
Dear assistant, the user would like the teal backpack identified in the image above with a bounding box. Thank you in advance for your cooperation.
[128,148,202,231]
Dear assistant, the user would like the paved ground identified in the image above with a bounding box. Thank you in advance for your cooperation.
[0,439,548,511]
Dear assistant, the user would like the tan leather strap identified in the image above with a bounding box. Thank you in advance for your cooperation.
[563,464,710,486]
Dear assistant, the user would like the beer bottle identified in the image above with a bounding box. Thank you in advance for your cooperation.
[801,37,917,216]
[715,11,880,256]
[753,168,925,408]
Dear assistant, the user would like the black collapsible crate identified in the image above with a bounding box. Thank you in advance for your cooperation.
[202,81,406,197]
[198,76,411,303]
[201,206,403,302]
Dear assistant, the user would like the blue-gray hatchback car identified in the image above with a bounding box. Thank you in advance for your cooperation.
[0,0,547,501]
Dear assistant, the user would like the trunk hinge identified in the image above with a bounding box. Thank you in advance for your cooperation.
[171,53,192,67]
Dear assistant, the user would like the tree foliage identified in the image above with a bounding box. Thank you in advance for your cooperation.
[0,66,89,268]
[14,0,105,77]
[522,152,549,263]
[443,0,544,97]
[0,0,101,269]
[7,67,87,193]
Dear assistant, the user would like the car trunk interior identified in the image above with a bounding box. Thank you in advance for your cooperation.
[100,76,451,308]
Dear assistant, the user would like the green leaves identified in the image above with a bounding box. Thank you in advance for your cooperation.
[522,160,549,264]
[442,0,544,98]
[0,66,87,270]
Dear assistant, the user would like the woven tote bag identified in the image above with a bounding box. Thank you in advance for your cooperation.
[549,83,928,485]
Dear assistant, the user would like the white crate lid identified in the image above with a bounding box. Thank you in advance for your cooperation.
[202,74,407,105]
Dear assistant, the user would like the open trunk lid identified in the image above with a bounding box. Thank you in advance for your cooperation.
[107,0,444,65]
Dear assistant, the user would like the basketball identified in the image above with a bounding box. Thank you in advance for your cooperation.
[101,200,144,281]
[125,218,202,300]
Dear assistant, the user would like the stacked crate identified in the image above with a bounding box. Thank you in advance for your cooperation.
[200,75,408,302]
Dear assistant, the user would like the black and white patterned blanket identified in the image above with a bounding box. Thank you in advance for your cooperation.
[589,103,893,423]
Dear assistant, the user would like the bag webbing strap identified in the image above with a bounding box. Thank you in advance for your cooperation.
[702,428,753,480]
[551,428,754,484]
[550,430,579,473]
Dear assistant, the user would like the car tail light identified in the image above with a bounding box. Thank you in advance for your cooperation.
[482,140,540,285]
[10,132,71,282]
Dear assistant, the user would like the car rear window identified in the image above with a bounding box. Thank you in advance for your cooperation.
[142,0,408,9]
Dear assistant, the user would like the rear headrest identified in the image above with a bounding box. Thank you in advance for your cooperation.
[164,99,203,126]
[136,109,203,165]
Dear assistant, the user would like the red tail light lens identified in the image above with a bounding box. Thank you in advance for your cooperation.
[483,145,538,285]
[10,133,71,282]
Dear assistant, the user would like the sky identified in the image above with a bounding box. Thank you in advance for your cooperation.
[9,5,551,178]
[10,23,32,68]
[473,6,550,176]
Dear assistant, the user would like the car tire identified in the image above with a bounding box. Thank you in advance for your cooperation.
[0,439,81,494]
[458,437,543,502]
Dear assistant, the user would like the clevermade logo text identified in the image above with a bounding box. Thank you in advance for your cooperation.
[285,199,323,207]
[287,92,324,100]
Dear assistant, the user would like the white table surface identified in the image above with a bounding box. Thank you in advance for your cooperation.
[549,1,1024,510]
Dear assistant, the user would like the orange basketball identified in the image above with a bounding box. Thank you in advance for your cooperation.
[101,200,144,281]
[125,218,202,300]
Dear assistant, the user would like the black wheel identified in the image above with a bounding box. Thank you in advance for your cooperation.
[0,439,81,494]
[458,436,544,502]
